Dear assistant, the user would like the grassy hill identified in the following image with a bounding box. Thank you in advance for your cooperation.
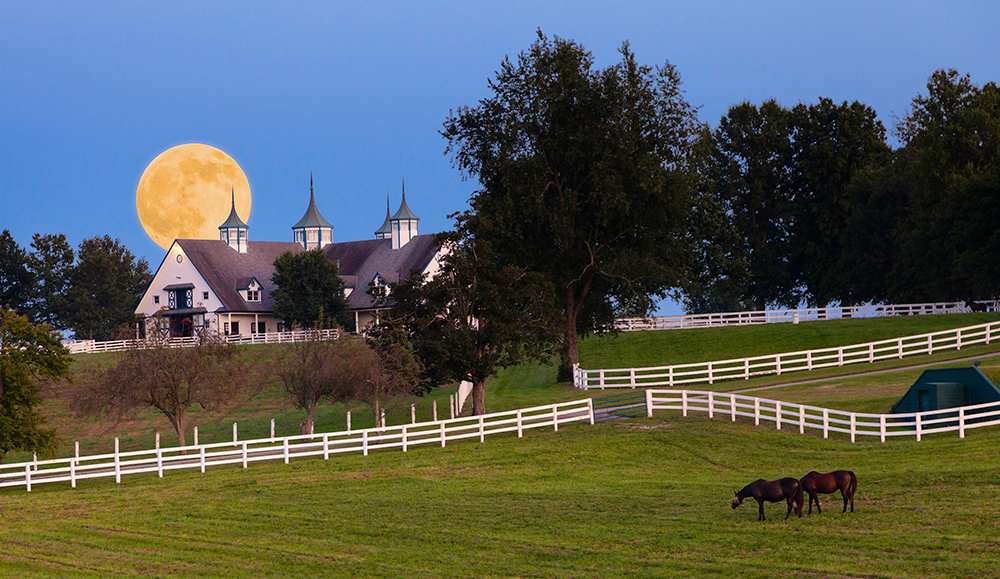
[3,413,998,577]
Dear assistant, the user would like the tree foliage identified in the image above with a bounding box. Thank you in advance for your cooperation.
[278,334,358,435]
[75,328,251,450]
[271,248,352,330]
[384,224,559,415]
[442,31,699,367]
[66,235,152,340]
[0,231,31,314]
[27,233,75,330]
[0,308,70,460]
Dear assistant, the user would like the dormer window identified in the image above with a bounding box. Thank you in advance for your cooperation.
[237,277,263,303]
[247,289,261,302]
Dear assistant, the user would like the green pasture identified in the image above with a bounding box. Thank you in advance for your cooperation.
[3,412,999,578]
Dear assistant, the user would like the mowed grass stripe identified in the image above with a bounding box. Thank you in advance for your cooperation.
[3,414,999,578]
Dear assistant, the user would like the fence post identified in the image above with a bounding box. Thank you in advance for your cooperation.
[381,409,386,429]
[669,366,674,387]
[347,411,351,433]
[730,394,737,422]
[754,398,760,426]
[776,356,782,376]
[682,391,688,417]
[630,369,636,389]
[440,422,446,447]
[898,338,903,359]
[75,441,80,466]
[450,395,455,419]
[916,414,922,442]
[411,404,416,424]
[233,422,238,446]
[869,343,874,362]
[270,419,275,441]
[25,465,31,492]
[957,329,962,350]
[599,370,606,390]
[588,398,595,425]
[798,405,805,434]
[987,324,992,345]
[200,444,206,473]
[114,437,121,484]
[517,410,523,438]
[775,402,782,430]
[822,409,829,439]
[242,441,248,468]
[363,430,369,456]
[927,334,933,355]
[553,406,559,432]
[480,415,486,442]
[70,453,76,488]
[807,351,812,370]
[708,391,714,419]
[194,426,199,447]
[880,415,886,443]
[838,347,844,366]
[850,414,856,443]
[708,362,714,385]
[433,401,438,422]
[959,407,966,439]
[402,426,408,452]
[283,437,290,463]
[645,390,653,418]
[744,358,750,380]
[156,432,162,478]
[323,434,329,459]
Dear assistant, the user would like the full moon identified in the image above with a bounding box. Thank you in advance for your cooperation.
[136,144,252,249]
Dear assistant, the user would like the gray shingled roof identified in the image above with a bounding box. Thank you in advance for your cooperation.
[324,234,439,309]
[177,239,301,313]
[176,235,439,313]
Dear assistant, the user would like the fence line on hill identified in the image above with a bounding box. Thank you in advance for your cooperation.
[613,300,998,331]
[574,321,1000,390]
[63,328,340,355]
[0,398,593,493]
[642,389,1000,443]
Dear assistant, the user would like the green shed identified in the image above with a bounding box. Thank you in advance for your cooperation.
[891,367,1000,414]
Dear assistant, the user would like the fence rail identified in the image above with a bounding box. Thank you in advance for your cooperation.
[575,321,1000,390]
[613,300,997,331]
[0,398,593,492]
[645,389,1000,442]
[63,329,340,355]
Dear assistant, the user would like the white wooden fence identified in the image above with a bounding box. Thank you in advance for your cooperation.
[0,398,593,492]
[63,329,340,355]
[575,321,1000,390]
[613,300,997,331]
[645,389,1000,443]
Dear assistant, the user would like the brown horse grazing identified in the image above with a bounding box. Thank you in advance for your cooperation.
[732,478,803,521]
[799,470,857,514]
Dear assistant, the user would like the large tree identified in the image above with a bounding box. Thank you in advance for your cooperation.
[384,224,559,415]
[442,32,700,369]
[66,235,152,340]
[27,233,75,330]
[0,231,31,314]
[75,328,251,450]
[271,248,352,330]
[0,308,70,461]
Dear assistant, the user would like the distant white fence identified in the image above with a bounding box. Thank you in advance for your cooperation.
[575,321,1000,389]
[614,300,997,331]
[645,389,1000,443]
[0,398,593,492]
[63,329,340,355]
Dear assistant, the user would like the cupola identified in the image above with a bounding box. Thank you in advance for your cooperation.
[390,179,419,250]
[374,194,392,240]
[218,189,249,253]
[292,174,334,250]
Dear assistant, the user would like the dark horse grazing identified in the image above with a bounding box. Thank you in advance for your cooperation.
[732,478,803,521]
[799,470,857,514]
[967,300,989,313]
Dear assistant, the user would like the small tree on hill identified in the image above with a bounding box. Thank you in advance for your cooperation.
[278,331,355,435]
[75,326,251,451]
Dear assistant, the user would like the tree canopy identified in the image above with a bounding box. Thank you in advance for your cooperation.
[66,235,152,340]
[0,308,70,460]
[271,248,352,330]
[442,31,700,369]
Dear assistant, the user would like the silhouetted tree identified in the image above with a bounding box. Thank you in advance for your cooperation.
[66,235,151,340]
[271,248,352,330]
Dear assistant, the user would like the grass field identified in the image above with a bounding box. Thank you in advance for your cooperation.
[3,413,999,577]
[4,313,1000,577]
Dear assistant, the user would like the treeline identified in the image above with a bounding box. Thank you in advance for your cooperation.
[686,69,1000,313]
[0,232,151,340]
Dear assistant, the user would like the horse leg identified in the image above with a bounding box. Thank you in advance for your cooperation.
[757,498,766,521]
[841,489,848,513]
[785,498,793,520]
[813,492,822,514]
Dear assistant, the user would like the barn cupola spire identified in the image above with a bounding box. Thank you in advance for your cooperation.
[218,188,249,253]
[374,192,392,240]
[389,178,419,250]
[292,173,334,249]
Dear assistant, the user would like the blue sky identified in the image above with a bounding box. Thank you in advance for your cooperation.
[2,1,998,314]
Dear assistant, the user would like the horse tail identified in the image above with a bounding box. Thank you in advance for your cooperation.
[849,471,858,497]
[795,480,804,517]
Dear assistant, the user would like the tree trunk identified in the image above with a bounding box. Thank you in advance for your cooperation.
[564,286,580,366]
[300,401,316,436]
[174,420,187,454]
[472,377,486,416]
